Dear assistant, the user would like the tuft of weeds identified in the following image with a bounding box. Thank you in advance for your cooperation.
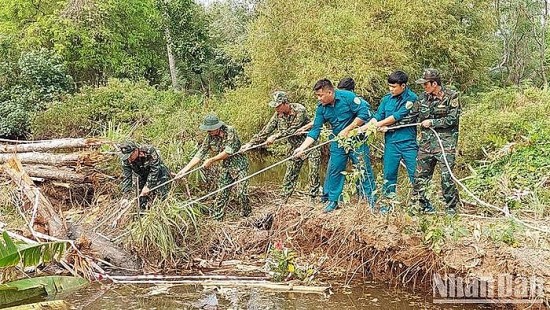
[125,194,203,267]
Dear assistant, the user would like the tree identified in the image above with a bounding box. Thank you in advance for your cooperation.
[219,0,496,133]
[3,0,167,86]
[493,0,549,87]
[0,44,73,138]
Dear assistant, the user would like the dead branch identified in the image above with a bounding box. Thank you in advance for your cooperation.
[2,158,68,239]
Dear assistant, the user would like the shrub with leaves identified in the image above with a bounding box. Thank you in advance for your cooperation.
[265,241,314,281]
[0,44,74,137]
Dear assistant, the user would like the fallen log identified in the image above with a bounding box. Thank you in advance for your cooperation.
[22,165,89,183]
[0,152,105,166]
[67,224,140,271]
[0,138,106,153]
[2,158,68,239]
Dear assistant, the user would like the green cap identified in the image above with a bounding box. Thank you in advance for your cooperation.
[415,68,440,84]
[268,91,288,108]
[119,141,138,161]
[199,114,225,131]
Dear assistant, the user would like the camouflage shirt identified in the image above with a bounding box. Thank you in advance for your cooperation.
[249,103,311,148]
[194,125,248,176]
[413,87,460,153]
[121,145,170,193]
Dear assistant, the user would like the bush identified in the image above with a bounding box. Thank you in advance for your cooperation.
[460,87,550,159]
[0,45,73,137]
[31,79,208,170]
[460,87,550,215]
[214,0,496,136]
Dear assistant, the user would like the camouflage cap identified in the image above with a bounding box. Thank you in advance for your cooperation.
[268,91,289,108]
[119,141,138,161]
[415,68,440,84]
[199,114,225,131]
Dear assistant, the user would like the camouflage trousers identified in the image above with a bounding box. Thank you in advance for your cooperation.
[137,168,170,209]
[412,151,459,210]
[282,146,321,200]
[213,167,251,220]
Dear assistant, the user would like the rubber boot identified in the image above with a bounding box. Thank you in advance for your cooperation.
[323,201,339,213]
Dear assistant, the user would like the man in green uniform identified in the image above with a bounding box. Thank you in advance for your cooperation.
[241,91,321,202]
[119,141,171,209]
[177,114,250,220]
[411,69,461,215]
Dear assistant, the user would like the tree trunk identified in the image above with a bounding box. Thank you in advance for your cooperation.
[67,224,140,271]
[0,138,106,153]
[2,158,139,271]
[165,28,179,90]
[0,152,105,166]
[162,0,179,91]
[22,165,90,183]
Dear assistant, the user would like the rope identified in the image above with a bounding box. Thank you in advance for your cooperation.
[93,131,310,231]
[384,122,421,131]
[175,139,334,210]
[146,131,307,194]
[428,127,550,234]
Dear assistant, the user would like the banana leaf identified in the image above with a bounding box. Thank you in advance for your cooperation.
[0,232,68,268]
[2,300,69,310]
[0,276,88,306]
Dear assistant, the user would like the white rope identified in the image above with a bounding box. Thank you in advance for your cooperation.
[93,132,311,231]
[428,127,550,234]
[176,139,334,210]
[145,132,307,194]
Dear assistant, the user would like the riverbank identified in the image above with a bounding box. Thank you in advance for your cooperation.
[67,183,548,307]
[196,189,549,305]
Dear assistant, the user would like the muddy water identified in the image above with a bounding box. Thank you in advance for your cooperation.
[55,281,486,309]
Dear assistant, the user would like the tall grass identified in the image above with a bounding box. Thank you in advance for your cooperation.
[125,195,203,266]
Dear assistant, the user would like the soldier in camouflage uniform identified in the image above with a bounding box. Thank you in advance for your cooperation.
[241,91,321,202]
[119,141,171,209]
[177,114,250,220]
[411,69,460,215]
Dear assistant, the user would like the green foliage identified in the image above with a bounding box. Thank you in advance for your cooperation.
[0,275,88,306]
[161,0,247,93]
[460,87,550,158]
[218,0,495,135]
[419,216,468,254]
[460,87,550,215]
[31,79,206,170]
[265,241,313,281]
[492,0,548,86]
[0,101,29,137]
[15,0,166,86]
[0,43,73,137]
[0,232,68,269]
[486,219,523,247]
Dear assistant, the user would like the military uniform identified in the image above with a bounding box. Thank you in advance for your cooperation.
[308,89,376,206]
[195,124,250,219]
[120,143,171,209]
[411,79,461,212]
[248,102,321,200]
[374,87,419,196]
